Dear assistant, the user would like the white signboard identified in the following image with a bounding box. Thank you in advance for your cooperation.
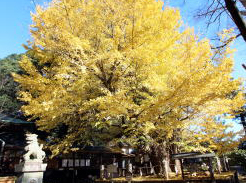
[28,178,38,183]
[80,159,85,166]
[107,164,117,173]
[68,159,73,167]
[75,159,80,167]
[86,159,90,166]
[62,159,68,167]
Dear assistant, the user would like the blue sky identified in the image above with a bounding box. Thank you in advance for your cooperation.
[0,0,33,58]
[0,0,245,132]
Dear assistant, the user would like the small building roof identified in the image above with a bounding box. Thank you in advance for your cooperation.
[82,146,122,154]
[0,113,31,124]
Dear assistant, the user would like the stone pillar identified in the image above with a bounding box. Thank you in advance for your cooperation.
[100,165,105,180]
[216,156,222,174]
[15,134,47,183]
[208,157,215,183]
[163,159,169,180]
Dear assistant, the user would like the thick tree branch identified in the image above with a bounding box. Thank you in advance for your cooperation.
[242,63,246,70]
[239,0,246,11]
[224,0,246,42]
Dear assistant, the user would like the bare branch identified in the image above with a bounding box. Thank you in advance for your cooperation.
[211,33,241,49]
[194,0,227,29]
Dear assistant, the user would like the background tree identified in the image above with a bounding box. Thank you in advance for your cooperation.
[14,0,245,176]
[226,149,246,170]
[0,54,23,116]
[237,63,246,135]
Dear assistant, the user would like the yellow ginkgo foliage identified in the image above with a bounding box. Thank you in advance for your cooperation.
[13,0,244,157]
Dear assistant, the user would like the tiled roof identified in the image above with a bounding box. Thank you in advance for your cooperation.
[0,113,31,124]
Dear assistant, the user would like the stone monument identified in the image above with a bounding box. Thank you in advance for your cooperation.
[15,134,47,183]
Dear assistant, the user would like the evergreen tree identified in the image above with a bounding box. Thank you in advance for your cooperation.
[0,54,23,116]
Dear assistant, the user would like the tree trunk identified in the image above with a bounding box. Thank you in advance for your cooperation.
[149,142,172,179]
[172,129,182,175]
[240,113,246,135]
[221,155,229,172]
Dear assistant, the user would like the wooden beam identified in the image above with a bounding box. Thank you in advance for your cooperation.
[208,157,215,183]
[179,159,185,180]
[172,153,215,159]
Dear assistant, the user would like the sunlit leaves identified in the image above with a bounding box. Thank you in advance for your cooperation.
[14,0,245,155]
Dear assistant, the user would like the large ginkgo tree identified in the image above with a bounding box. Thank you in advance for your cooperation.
[13,0,245,175]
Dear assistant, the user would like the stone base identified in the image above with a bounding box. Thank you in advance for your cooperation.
[0,176,16,183]
[15,162,47,183]
[16,172,43,183]
[15,161,47,172]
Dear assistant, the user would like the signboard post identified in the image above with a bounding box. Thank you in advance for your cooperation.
[107,164,117,183]
[125,175,132,183]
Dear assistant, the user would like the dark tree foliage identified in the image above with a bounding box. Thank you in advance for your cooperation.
[227,149,246,169]
[0,54,23,116]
